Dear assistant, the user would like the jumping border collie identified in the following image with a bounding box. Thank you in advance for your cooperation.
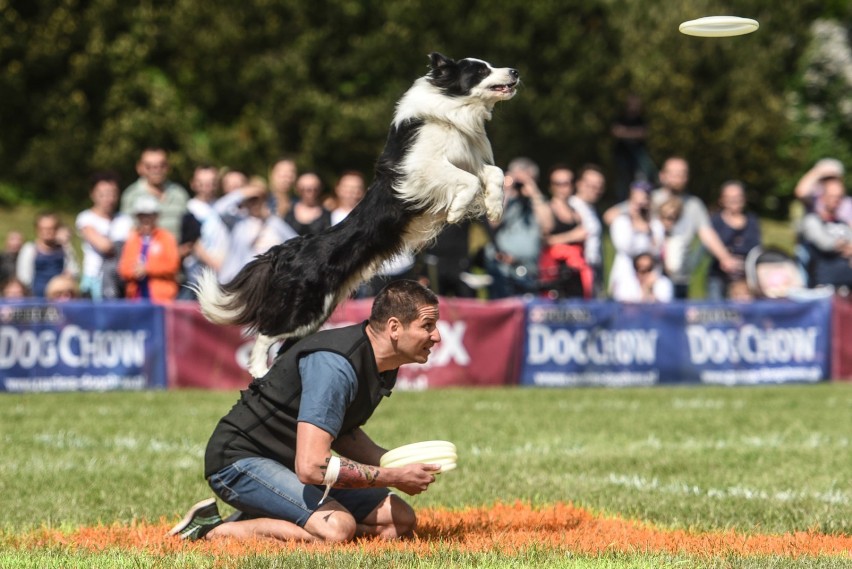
[195,52,519,377]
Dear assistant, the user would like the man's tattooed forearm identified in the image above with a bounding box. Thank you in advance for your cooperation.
[335,457,380,487]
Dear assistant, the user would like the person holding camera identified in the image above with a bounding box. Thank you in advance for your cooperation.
[483,157,552,298]
[607,181,666,300]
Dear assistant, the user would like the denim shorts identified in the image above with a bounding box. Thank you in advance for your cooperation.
[207,456,391,527]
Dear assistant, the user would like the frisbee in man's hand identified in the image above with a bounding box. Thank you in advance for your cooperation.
[679,16,759,37]
[380,440,457,473]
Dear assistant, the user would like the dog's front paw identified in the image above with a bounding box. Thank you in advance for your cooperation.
[446,207,465,224]
[486,200,504,222]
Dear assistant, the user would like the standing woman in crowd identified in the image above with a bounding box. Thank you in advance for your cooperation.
[707,180,761,300]
[268,157,299,218]
[284,172,332,236]
[76,172,134,300]
[217,178,298,284]
[608,181,665,301]
[538,164,593,298]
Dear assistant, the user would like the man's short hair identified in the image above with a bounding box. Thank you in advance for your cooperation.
[89,170,122,188]
[576,163,604,182]
[369,280,438,330]
[507,157,540,181]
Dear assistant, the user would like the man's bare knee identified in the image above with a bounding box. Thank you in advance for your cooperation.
[306,506,357,542]
[388,495,417,537]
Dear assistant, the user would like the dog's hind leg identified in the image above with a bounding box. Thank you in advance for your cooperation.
[248,333,283,378]
[482,165,505,222]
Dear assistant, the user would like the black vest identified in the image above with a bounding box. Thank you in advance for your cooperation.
[204,322,397,477]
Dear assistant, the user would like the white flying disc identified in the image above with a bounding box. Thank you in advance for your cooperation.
[380,440,457,469]
[679,16,759,37]
[381,453,457,468]
[382,456,458,471]
[380,447,457,465]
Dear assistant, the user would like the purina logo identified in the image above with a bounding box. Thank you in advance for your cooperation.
[685,306,742,325]
[0,305,62,325]
[528,306,593,324]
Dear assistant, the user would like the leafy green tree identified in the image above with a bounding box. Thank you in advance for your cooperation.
[0,0,850,216]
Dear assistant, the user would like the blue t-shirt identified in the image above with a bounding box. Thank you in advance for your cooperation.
[297,351,358,437]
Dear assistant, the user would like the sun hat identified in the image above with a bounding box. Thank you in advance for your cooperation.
[132,195,161,215]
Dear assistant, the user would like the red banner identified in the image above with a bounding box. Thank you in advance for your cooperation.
[831,296,852,381]
[166,297,526,390]
[166,301,252,389]
[327,297,526,389]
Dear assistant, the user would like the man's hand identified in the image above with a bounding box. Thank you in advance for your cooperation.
[720,255,744,275]
[386,463,441,495]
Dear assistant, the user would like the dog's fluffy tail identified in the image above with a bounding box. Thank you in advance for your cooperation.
[193,255,274,331]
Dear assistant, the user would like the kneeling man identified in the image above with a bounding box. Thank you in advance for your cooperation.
[170,280,442,542]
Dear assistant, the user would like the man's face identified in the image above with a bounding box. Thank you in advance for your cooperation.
[36,216,59,246]
[270,160,297,192]
[221,171,248,194]
[191,168,219,200]
[135,213,158,235]
[395,304,441,365]
[577,171,605,203]
[822,179,846,213]
[660,159,689,193]
[335,175,365,208]
[138,151,169,186]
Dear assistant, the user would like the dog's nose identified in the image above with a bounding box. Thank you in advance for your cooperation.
[509,69,519,80]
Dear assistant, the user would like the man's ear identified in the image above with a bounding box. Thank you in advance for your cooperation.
[387,317,402,340]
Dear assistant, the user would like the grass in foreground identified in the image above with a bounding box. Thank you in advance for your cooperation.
[1,384,850,567]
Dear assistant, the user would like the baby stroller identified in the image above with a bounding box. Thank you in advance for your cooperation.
[744,246,806,299]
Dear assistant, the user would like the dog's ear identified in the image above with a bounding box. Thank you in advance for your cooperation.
[428,52,454,72]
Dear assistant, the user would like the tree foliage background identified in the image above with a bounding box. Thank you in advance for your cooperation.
[1,0,851,214]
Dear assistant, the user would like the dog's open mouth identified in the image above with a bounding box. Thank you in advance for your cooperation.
[490,81,518,94]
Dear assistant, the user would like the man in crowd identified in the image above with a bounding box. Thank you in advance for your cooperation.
[16,212,79,298]
[569,165,606,297]
[800,176,852,287]
[604,156,741,299]
[179,164,230,299]
[170,280,443,542]
[484,157,552,297]
[120,147,190,239]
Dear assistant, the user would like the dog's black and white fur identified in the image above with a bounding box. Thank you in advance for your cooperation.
[195,52,519,377]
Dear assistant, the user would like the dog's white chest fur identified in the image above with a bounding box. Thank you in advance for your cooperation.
[392,79,506,247]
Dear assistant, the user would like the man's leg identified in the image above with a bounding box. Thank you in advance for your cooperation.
[205,457,358,542]
[354,494,417,539]
[208,501,357,542]
[316,485,413,540]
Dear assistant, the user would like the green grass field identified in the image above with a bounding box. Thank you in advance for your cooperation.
[1,384,850,567]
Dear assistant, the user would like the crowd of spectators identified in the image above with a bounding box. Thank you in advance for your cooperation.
[0,144,850,304]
